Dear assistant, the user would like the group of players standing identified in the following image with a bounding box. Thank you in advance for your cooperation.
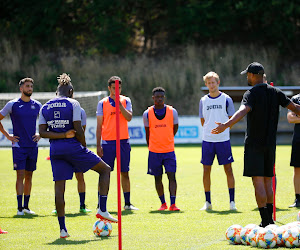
[1,62,300,237]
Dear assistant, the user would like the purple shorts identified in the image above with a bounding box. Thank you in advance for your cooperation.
[147,151,177,176]
[12,147,38,171]
[201,140,234,166]
[102,142,131,172]
[50,145,101,181]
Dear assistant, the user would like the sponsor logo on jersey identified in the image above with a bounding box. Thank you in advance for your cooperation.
[19,105,24,108]
[155,124,167,128]
[206,105,222,110]
[31,105,36,109]
[54,111,60,118]
[47,102,67,110]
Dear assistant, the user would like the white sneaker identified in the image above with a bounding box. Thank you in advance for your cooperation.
[200,201,212,211]
[17,209,24,215]
[60,229,70,238]
[230,201,237,210]
[24,208,35,215]
[124,204,139,210]
[96,209,118,223]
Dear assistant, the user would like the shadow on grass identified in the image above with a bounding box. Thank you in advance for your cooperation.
[205,210,242,215]
[251,207,289,212]
[109,210,136,216]
[12,214,39,219]
[149,210,184,214]
[47,236,115,245]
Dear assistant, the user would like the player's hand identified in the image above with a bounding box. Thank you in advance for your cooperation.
[211,122,227,134]
[7,135,19,143]
[97,145,103,157]
[32,134,41,142]
[65,129,76,138]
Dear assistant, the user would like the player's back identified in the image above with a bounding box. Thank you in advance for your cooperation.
[41,97,82,155]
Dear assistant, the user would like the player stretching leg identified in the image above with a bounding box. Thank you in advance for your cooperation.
[143,87,180,211]
[0,78,41,215]
[96,76,138,211]
[199,72,236,211]
[39,73,117,238]
[212,62,300,226]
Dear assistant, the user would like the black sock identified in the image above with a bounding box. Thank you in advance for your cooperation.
[258,207,269,227]
[266,203,274,224]
[296,194,300,202]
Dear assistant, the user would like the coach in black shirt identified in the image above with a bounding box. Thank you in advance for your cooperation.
[211,62,300,227]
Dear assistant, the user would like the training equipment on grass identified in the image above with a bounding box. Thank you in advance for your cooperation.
[93,220,112,237]
[297,211,300,221]
[247,226,261,247]
[282,227,300,248]
[255,228,277,248]
[275,226,286,246]
[225,224,243,244]
[240,224,258,245]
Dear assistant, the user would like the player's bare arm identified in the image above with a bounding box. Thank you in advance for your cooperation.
[145,126,150,147]
[287,102,300,118]
[211,105,250,134]
[39,124,76,139]
[173,124,178,136]
[0,113,19,142]
[32,134,41,142]
[96,115,103,157]
[200,118,205,127]
[73,120,86,147]
[287,111,300,124]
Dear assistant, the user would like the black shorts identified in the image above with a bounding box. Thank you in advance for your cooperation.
[243,144,275,177]
[290,141,300,167]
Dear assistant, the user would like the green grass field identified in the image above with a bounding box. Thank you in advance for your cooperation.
[0,145,298,249]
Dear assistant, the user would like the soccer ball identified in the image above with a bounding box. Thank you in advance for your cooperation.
[93,220,112,237]
[256,228,277,248]
[266,224,278,231]
[225,224,243,244]
[282,227,300,248]
[240,224,258,245]
[275,226,286,246]
[247,227,261,247]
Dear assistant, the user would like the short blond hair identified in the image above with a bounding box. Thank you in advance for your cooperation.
[203,71,220,83]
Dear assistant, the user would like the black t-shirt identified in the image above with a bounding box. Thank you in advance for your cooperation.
[291,94,300,142]
[241,83,291,147]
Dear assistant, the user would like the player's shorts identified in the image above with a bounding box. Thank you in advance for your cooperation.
[50,145,101,181]
[147,151,177,176]
[290,141,300,167]
[102,142,131,172]
[243,143,275,177]
[12,147,38,171]
[201,140,234,166]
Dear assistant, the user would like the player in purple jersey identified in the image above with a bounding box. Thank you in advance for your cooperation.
[39,73,117,238]
[0,78,42,216]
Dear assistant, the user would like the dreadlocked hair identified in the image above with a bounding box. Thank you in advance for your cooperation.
[57,73,71,85]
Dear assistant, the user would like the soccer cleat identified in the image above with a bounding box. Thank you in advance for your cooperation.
[124,204,139,210]
[0,228,8,234]
[288,200,300,208]
[17,209,24,216]
[200,201,212,211]
[79,205,92,213]
[52,209,57,214]
[158,202,168,211]
[169,204,180,211]
[60,229,70,238]
[96,210,118,223]
[230,201,237,210]
[23,208,35,215]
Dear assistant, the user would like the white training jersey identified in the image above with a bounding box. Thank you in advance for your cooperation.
[200,93,233,142]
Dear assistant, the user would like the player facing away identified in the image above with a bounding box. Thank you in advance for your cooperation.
[39,73,117,238]
[52,106,92,214]
[96,76,138,210]
[287,93,300,208]
[199,72,236,211]
[212,62,300,227]
[143,87,180,211]
[0,78,42,215]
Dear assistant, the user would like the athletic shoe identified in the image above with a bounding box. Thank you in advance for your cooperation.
[230,201,237,210]
[288,200,300,208]
[169,204,180,211]
[60,229,70,238]
[158,202,168,211]
[24,208,35,215]
[96,210,118,223]
[52,209,57,214]
[200,201,212,211]
[124,204,139,210]
[17,209,24,216]
[0,228,8,234]
[79,205,92,213]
